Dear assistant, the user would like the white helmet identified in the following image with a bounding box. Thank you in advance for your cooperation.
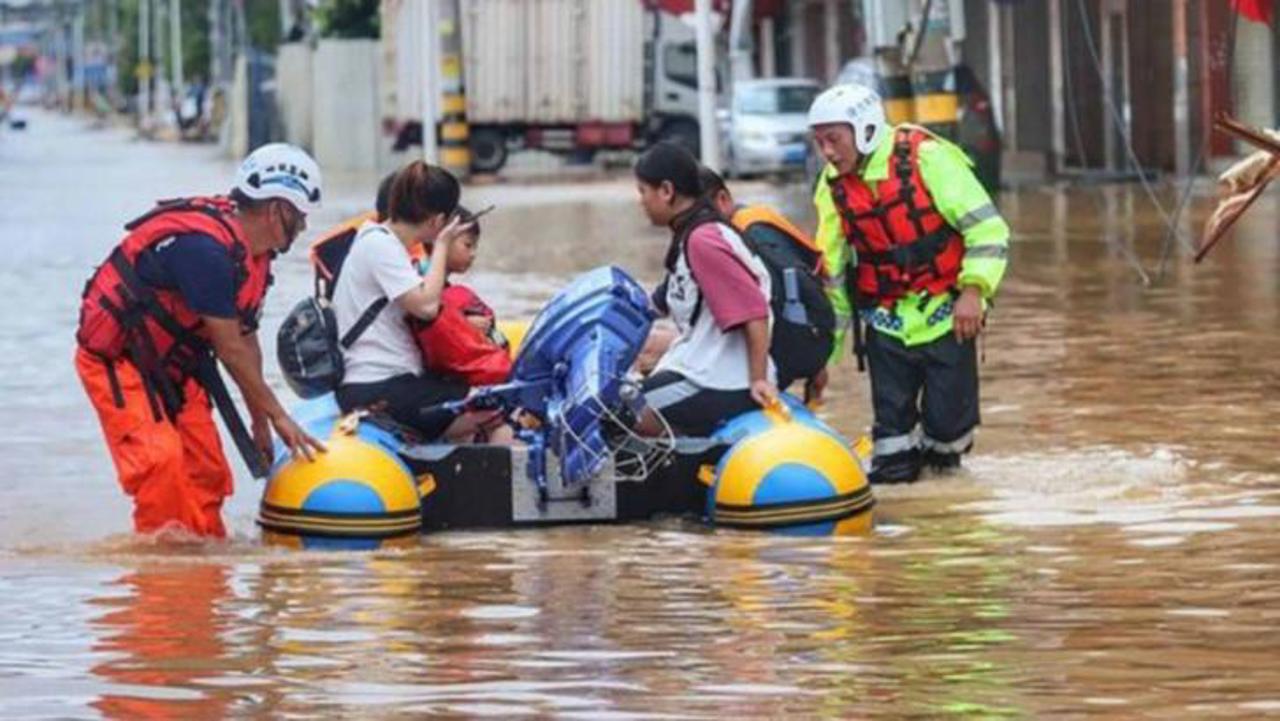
[234,143,323,214]
[807,83,887,156]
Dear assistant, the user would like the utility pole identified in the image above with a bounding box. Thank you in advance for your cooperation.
[823,0,838,81]
[154,0,165,114]
[279,0,291,37]
[420,0,439,163]
[106,0,119,105]
[169,0,183,102]
[695,0,720,170]
[209,0,220,87]
[1171,0,1191,176]
[139,0,151,125]
[788,1,806,76]
[52,13,67,109]
[436,0,470,177]
[759,16,776,78]
[1048,0,1065,173]
[987,0,1002,134]
[728,0,753,83]
[73,3,86,111]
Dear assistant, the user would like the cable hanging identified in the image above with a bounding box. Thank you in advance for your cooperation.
[1060,0,1152,285]
[1155,5,1240,282]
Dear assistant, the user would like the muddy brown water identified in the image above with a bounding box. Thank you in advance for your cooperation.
[1,111,1278,718]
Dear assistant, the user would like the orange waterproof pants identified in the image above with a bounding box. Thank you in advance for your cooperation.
[75,348,234,537]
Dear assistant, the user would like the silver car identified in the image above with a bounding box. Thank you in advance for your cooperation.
[721,78,821,178]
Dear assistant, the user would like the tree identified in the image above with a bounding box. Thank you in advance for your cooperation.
[107,0,281,98]
[314,0,380,39]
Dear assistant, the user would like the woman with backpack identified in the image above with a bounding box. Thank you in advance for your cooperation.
[330,161,498,441]
[632,142,777,438]
[698,166,835,403]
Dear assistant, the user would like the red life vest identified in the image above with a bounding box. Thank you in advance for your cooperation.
[829,126,965,308]
[411,284,512,386]
[76,197,272,377]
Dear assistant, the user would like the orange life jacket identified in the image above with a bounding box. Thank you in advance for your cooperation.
[730,205,828,277]
[76,197,271,393]
[829,127,965,308]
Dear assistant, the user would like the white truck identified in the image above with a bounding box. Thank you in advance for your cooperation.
[386,0,709,173]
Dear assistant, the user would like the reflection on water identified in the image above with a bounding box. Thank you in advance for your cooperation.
[1,111,1279,717]
[90,564,233,720]
[5,510,1278,718]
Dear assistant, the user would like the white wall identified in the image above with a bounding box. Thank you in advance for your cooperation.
[276,42,314,149]
[225,55,249,160]
[312,39,380,172]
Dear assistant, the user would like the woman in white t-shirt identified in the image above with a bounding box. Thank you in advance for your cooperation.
[331,161,493,441]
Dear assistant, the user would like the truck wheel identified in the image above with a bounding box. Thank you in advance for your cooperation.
[657,120,700,158]
[469,129,508,174]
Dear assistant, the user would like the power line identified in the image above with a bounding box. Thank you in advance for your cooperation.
[1060,0,1151,285]
[1071,0,1182,247]
[1155,5,1240,282]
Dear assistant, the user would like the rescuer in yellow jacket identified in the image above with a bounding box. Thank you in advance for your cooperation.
[808,83,1010,483]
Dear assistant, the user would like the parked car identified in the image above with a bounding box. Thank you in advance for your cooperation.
[834,58,1002,193]
[720,77,821,178]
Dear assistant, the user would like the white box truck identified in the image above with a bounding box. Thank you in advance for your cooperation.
[386,0,709,173]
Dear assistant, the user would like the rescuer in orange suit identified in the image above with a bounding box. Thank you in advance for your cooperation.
[74,144,327,537]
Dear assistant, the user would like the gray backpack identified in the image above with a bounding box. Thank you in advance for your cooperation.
[276,294,386,399]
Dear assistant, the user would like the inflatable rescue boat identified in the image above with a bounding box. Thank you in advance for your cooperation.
[260,267,874,548]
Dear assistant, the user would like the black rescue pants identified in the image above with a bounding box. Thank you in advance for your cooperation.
[865,329,979,482]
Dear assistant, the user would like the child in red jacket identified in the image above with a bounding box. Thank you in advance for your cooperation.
[410,205,512,386]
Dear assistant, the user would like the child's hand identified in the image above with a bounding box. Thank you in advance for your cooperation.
[436,215,475,250]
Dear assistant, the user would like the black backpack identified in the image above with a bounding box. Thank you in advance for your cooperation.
[277,220,387,399]
[310,215,372,301]
[677,206,835,390]
[734,208,835,389]
[277,296,388,399]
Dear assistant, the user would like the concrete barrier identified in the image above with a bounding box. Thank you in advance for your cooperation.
[313,39,380,172]
[276,42,314,149]
[226,55,249,160]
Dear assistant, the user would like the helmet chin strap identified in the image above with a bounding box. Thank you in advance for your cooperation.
[855,148,871,173]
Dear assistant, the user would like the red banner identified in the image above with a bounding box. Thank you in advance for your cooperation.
[1231,0,1274,24]
[644,0,783,20]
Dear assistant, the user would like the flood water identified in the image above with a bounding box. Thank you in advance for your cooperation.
[2,111,1279,719]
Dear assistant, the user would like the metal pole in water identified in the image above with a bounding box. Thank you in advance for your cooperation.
[694,0,720,171]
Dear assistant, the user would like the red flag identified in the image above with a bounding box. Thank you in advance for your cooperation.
[1232,0,1274,25]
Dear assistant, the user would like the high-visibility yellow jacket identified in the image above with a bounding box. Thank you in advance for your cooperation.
[813,124,1010,349]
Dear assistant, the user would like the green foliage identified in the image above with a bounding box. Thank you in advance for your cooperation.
[10,54,36,81]
[105,0,281,96]
[246,2,284,51]
[314,0,380,39]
